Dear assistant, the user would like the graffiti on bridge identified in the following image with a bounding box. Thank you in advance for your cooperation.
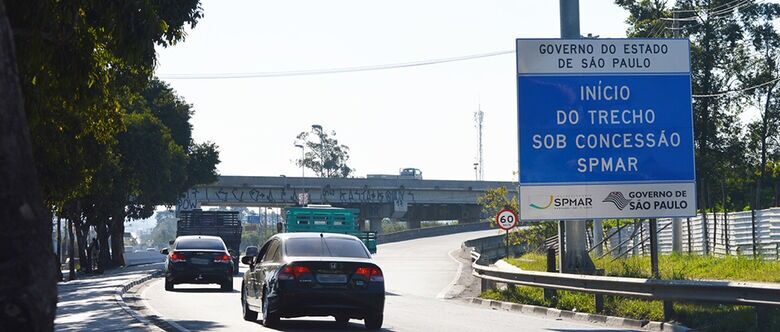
[176,186,416,210]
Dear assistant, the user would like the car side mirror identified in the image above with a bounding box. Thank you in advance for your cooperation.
[160,248,169,255]
[168,240,174,245]
[241,256,254,266]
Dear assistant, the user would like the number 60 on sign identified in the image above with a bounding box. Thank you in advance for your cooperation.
[496,209,518,230]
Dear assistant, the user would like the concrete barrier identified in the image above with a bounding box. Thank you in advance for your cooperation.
[462,233,527,264]
[124,251,165,266]
[377,222,492,244]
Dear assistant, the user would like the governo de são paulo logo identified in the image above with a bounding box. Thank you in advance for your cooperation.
[603,191,631,210]
[529,195,554,209]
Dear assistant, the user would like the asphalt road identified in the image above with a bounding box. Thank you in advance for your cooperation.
[139,230,635,331]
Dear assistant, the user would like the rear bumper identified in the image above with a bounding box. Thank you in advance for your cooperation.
[272,289,385,318]
[166,264,231,284]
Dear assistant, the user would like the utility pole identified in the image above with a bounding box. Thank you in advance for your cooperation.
[559,0,595,274]
[474,105,484,181]
[670,11,683,254]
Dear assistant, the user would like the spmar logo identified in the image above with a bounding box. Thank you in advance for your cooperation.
[603,191,631,210]
[529,195,554,209]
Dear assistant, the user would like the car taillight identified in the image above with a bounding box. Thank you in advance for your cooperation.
[170,252,186,263]
[355,266,383,282]
[214,254,231,263]
[278,265,311,280]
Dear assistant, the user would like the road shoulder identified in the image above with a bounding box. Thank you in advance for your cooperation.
[55,263,163,331]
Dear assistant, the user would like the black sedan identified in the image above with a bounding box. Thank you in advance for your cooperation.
[240,233,385,329]
[162,235,234,291]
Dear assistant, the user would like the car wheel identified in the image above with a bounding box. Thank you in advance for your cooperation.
[335,315,349,325]
[221,279,233,291]
[241,286,258,321]
[164,279,174,291]
[364,313,383,330]
[262,290,280,327]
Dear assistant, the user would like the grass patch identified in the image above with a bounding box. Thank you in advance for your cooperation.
[486,253,780,331]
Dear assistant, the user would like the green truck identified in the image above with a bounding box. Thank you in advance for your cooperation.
[283,205,377,254]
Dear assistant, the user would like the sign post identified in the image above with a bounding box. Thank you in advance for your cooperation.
[496,209,518,258]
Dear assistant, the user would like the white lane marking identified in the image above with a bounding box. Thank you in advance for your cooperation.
[436,248,464,299]
[140,279,192,332]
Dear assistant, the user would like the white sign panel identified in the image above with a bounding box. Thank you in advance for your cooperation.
[522,182,696,220]
[516,39,690,74]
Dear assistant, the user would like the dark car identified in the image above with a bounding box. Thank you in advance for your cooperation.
[244,245,259,258]
[240,233,385,329]
[162,235,234,291]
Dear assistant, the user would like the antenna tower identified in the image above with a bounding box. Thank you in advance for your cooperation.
[474,105,484,181]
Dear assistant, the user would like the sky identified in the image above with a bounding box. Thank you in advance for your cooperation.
[154,0,631,182]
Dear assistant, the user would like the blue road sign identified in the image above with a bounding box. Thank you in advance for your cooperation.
[247,215,260,224]
[516,38,696,220]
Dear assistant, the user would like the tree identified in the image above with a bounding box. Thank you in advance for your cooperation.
[477,187,556,249]
[738,1,780,209]
[0,0,57,329]
[240,231,261,252]
[150,217,177,248]
[295,125,354,178]
[74,79,220,269]
[6,0,203,209]
[616,0,748,212]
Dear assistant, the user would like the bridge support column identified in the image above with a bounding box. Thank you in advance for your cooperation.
[408,220,421,229]
[369,219,381,233]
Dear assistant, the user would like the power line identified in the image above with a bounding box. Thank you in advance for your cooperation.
[672,0,754,14]
[693,76,780,98]
[159,49,514,80]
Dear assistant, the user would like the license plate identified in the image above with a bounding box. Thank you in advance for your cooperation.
[316,273,347,284]
[191,257,209,265]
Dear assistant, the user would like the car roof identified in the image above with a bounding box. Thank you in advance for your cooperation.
[271,232,361,241]
[176,235,224,241]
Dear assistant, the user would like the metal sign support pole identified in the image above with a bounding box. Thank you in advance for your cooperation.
[506,229,510,258]
[650,218,660,278]
[558,0,594,274]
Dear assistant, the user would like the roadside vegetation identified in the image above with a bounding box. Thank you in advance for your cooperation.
[483,252,780,331]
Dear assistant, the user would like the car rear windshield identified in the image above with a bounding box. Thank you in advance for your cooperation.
[285,237,369,258]
[176,238,225,250]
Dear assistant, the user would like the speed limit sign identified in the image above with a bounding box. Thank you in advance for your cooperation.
[496,209,518,230]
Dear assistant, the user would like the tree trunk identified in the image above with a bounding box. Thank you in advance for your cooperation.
[0,0,57,329]
[96,219,111,271]
[73,218,89,273]
[67,218,76,280]
[110,212,126,267]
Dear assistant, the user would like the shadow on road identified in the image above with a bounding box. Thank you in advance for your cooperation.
[168,287,239,293]
[168,319,227,330]
[253,319,395,331]
[546,329,642,332]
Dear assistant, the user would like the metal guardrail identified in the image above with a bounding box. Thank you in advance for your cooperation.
[378,221,491,244]
[472,262,780,306]
[465,233,780,329]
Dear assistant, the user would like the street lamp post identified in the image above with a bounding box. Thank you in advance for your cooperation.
[294,144,304,178]
[311,124,324,177]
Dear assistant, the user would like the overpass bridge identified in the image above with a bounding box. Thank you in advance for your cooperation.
[176,176,517,230]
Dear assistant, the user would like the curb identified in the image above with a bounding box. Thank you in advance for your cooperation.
[466,297,690,332]
[114,269,165,332]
